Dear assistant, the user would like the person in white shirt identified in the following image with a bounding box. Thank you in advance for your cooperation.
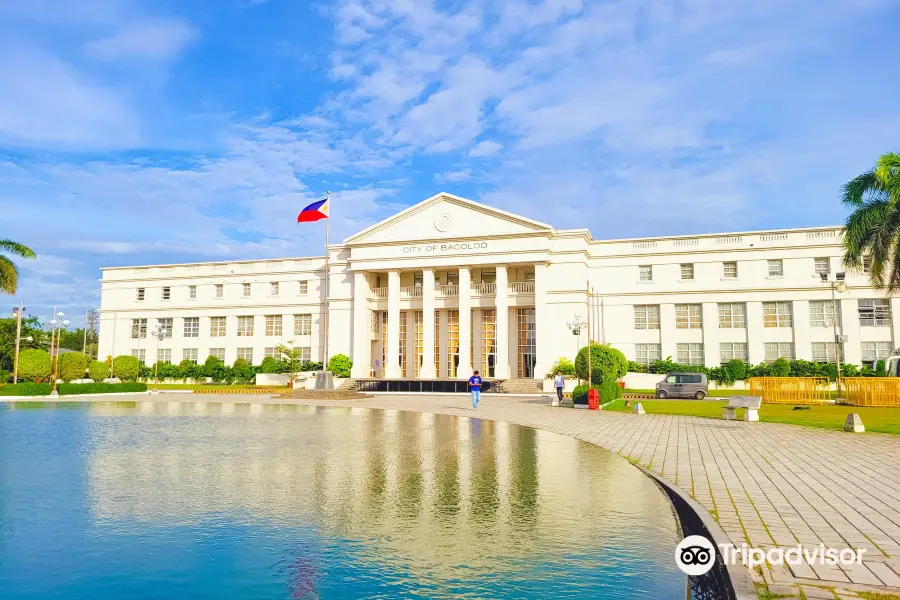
[554,371,565,403]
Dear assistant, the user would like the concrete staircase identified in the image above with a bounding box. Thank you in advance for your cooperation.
[336,379,356,392]
[497,378,544,394]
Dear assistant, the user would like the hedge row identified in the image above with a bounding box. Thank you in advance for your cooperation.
[571,381,623,403]
[0,382,148,396]
[626,357,886,383]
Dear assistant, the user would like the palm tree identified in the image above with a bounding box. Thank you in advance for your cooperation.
[0,239,37,294]
[842,152,900,291]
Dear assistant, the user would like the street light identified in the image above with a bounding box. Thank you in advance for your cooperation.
[148,322,167,394]
[49,311,69,396]
[820,272,847,396]
[12,304,25,383]
[567,314,587,383]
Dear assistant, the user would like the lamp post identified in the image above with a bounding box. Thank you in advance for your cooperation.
[820,272,847,396]
[49,311,69,396]
[148,322,167,394]
[12,303,24,382]
[567,314,586,368]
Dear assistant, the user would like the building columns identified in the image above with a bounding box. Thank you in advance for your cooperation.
[533,262,551,379]
[495,265,511,378]
[420,269,436,377]
[386,270,401,378]
[351,271,370,377]
[457,267,472,377]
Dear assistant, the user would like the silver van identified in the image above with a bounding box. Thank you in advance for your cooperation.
[656,372,708,399]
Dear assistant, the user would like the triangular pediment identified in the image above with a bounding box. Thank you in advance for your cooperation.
[343,193,553,245]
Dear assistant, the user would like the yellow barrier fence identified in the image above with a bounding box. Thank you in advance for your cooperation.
[748,377,830,404]
[843,378,900,407]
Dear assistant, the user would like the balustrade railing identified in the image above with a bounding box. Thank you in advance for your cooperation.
[510,281,535,294]
[471,282,496,295]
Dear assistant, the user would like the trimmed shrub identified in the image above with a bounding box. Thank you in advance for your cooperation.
[768,358,790,377]
[0,369,9,383]
[724,359,747,384]
[649,357,707,375]
[599,379,622,402]
[571,383,592,402]
[59,353,88,383]
[841,363,860,378]
[302,361,323,372]
[328,354,352,378]
[0,382,51,396]
[18,349,51,382]
[113,355,140,382]
[179,359,201,380]
[627,361,649,374]
[202,356,228,381]
[89,360,110,382]
[259,356,279,374]
[546,357,577,378]
[575,343,627,385]
[875,360,887,377]
[232,358,254,383]
[58,382,147,395]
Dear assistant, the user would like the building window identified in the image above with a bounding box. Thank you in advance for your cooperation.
[675,304,702,329]
[208,348,225,361]
[136,288,145,301]
[294,314,312,336]
[862,256,872,274]
[635,343,661,366]
[183,348,198,364]
[183,317,199,338]
[763,302,793,328]
[634,305,660,330]
[809,300,840,328]
[265,315,282,336]
[414,310,425,377]
[298,281,308,295]
[162,287,171,300]
[680,264,694,280]
[131,318,147,339]
[812,342,842,363]
[156,318,173,338]
[264,347,279,359]
[131,349,147,364]
[480,309,497,377]
[236,348,253,363]
[718,303,746,328]
[189,285,197,299]
[720,342,748,364]
[767,260,783,277]
[237,316,254,336]
[858,299,891,327]
[299,347,311,362]
[516,308,536,378]
[764,343,794,363]
[639,265,653,282]
[157,349,172,364]
[209,316,227,337]
[399,311,407,375]
[814,258,830,276]
[723,262,738,279]
[242,283,251,297]
[861,342,893,368]
[676,343,704,366]
[215,284,224,298]
[270,282,279,296]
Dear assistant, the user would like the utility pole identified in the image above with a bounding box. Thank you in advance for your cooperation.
[12,302,23,382]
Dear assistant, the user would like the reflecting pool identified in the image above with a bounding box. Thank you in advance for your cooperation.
[0,401,686,598]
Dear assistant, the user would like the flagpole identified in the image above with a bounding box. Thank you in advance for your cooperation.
[323,191,330,370]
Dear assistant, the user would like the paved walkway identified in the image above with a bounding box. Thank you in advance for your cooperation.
[253,393,900,600]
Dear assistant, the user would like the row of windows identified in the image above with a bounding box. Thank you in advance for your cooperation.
[637,257,867,282]
[633,299,892,330]
[633,342,891,367]
[130,315,314,339]
[132,346,312,366]
[136,281,310,301]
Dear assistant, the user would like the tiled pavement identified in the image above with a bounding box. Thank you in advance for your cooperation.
[252,393,900,600]
[62,392,900,600]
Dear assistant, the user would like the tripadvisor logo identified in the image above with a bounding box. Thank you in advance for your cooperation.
[675,535,716,576]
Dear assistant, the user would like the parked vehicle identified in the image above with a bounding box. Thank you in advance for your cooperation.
[6,376,24,384]
[656,372,708,399]
[886,356,900,377]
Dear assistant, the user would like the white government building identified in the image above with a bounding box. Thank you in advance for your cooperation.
[98,192,899,380]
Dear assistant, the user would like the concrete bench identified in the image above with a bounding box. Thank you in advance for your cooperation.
[722,396,762,422]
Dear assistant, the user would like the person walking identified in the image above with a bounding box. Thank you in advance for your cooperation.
[468,370,483,409]
[554,370,565,405]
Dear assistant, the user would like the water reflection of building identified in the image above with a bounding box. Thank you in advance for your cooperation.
[86,402,677,575]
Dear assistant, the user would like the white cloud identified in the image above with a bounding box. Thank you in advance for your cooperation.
[468,140,502,157]
[434,169,473,184]
[84,19,198,61]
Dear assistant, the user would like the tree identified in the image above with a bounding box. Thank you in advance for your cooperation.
[259,356,279,374]
[574,343,627,385]
[327,353,352,378]
[88,360,110,382]
[232,358,254,383]
[0,315,47,371]
[58,353,87,382]
[545,357,577,378]
[113,355,140,382]
[276,342,307,383]
[842,152,900,291]
[202,356,228,381]
[18,348,51,382]
[58,328,99,358]
[0,239,36,294]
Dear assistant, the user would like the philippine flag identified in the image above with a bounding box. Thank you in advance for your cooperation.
[297,198,329,223]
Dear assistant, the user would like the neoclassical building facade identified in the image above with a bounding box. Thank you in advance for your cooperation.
[98,193,899,379]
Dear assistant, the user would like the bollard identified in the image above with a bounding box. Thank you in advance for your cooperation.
[844,413,865,433]
[633,402,645,415]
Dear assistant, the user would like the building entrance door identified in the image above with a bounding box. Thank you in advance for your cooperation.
[517,308,536,378]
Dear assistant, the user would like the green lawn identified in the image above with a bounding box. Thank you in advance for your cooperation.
[605,399,900,434]
[151,383,287,390]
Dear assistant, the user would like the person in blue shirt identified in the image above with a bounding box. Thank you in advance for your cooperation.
[468,370,483,408]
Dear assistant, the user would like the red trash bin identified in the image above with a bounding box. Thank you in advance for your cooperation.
[588,388,600,410]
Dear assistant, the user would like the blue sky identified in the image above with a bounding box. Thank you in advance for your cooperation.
[2,0,899,321]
